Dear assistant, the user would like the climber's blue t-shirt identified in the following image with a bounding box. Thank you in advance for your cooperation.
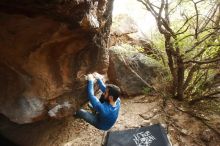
[87,79,120,131]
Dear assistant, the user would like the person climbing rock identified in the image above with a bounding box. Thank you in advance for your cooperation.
[75,72,121,131]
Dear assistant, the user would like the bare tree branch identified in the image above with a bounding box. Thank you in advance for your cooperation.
[183,65,199,90]
[185,32,215,53]
[200,4,219,31]
[165,0,170,24]
[176,25,190,35]
[138,0,176,38]
[168,0,183,15]
[192,0,200,39]
[176,27,219,44]
[184,57,220,64]
[190,91,220,104]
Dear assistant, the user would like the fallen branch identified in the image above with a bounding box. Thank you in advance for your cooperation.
[139,112,158,120]
[119,54,156,91]
[189,91,220,104]
[184,57,220,64]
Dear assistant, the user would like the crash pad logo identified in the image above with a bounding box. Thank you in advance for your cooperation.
[133,130,156,146]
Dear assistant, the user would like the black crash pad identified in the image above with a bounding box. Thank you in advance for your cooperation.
[105,124,171,146]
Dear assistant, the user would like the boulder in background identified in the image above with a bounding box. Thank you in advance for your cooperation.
[108,44,167,96]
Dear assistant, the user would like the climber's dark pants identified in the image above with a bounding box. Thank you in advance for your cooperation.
[76,109,99,128]
[76,94,108,129]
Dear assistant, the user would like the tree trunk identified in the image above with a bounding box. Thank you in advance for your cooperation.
[176,56,185,100]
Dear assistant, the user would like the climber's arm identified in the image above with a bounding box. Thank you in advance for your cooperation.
[87,80,104,112]
[97,78,106,93]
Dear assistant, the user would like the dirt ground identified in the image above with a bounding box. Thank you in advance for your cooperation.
[0,95,220,146]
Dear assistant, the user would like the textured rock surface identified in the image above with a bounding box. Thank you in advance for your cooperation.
[108,44,166,96]
[0,0,113,124]
[110,14,153,54]
[111,14,138,36]
[110,14,137,46]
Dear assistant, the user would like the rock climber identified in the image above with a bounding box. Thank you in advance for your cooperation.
[75,72,121,131]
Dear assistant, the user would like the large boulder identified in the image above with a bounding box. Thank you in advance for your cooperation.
[110,14,153,55]
[0,0,113,124]
[108,44,166,96]
[111,14,138,36]
[110,14,139,46]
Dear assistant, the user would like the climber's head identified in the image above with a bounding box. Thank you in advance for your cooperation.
[103,84,121,103]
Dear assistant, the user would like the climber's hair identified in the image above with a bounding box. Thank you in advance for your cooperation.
[106,84,121,101]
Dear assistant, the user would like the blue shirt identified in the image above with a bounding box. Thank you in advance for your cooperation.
[87,79,120,130]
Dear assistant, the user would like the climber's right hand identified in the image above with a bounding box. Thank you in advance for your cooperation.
[93,72,104,80]
[86,74,95,82]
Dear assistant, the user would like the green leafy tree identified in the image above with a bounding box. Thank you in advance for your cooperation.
[138,0,220,102]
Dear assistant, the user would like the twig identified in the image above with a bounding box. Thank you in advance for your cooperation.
[139,112,158,120]
[183,64,199,90]
[185,32,215,53]
[190,91,220,104]
[192,0,201,39]
[184,57,220,64]
[119,54,156,91]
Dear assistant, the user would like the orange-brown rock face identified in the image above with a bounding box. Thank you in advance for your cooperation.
[0,0,113,124]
